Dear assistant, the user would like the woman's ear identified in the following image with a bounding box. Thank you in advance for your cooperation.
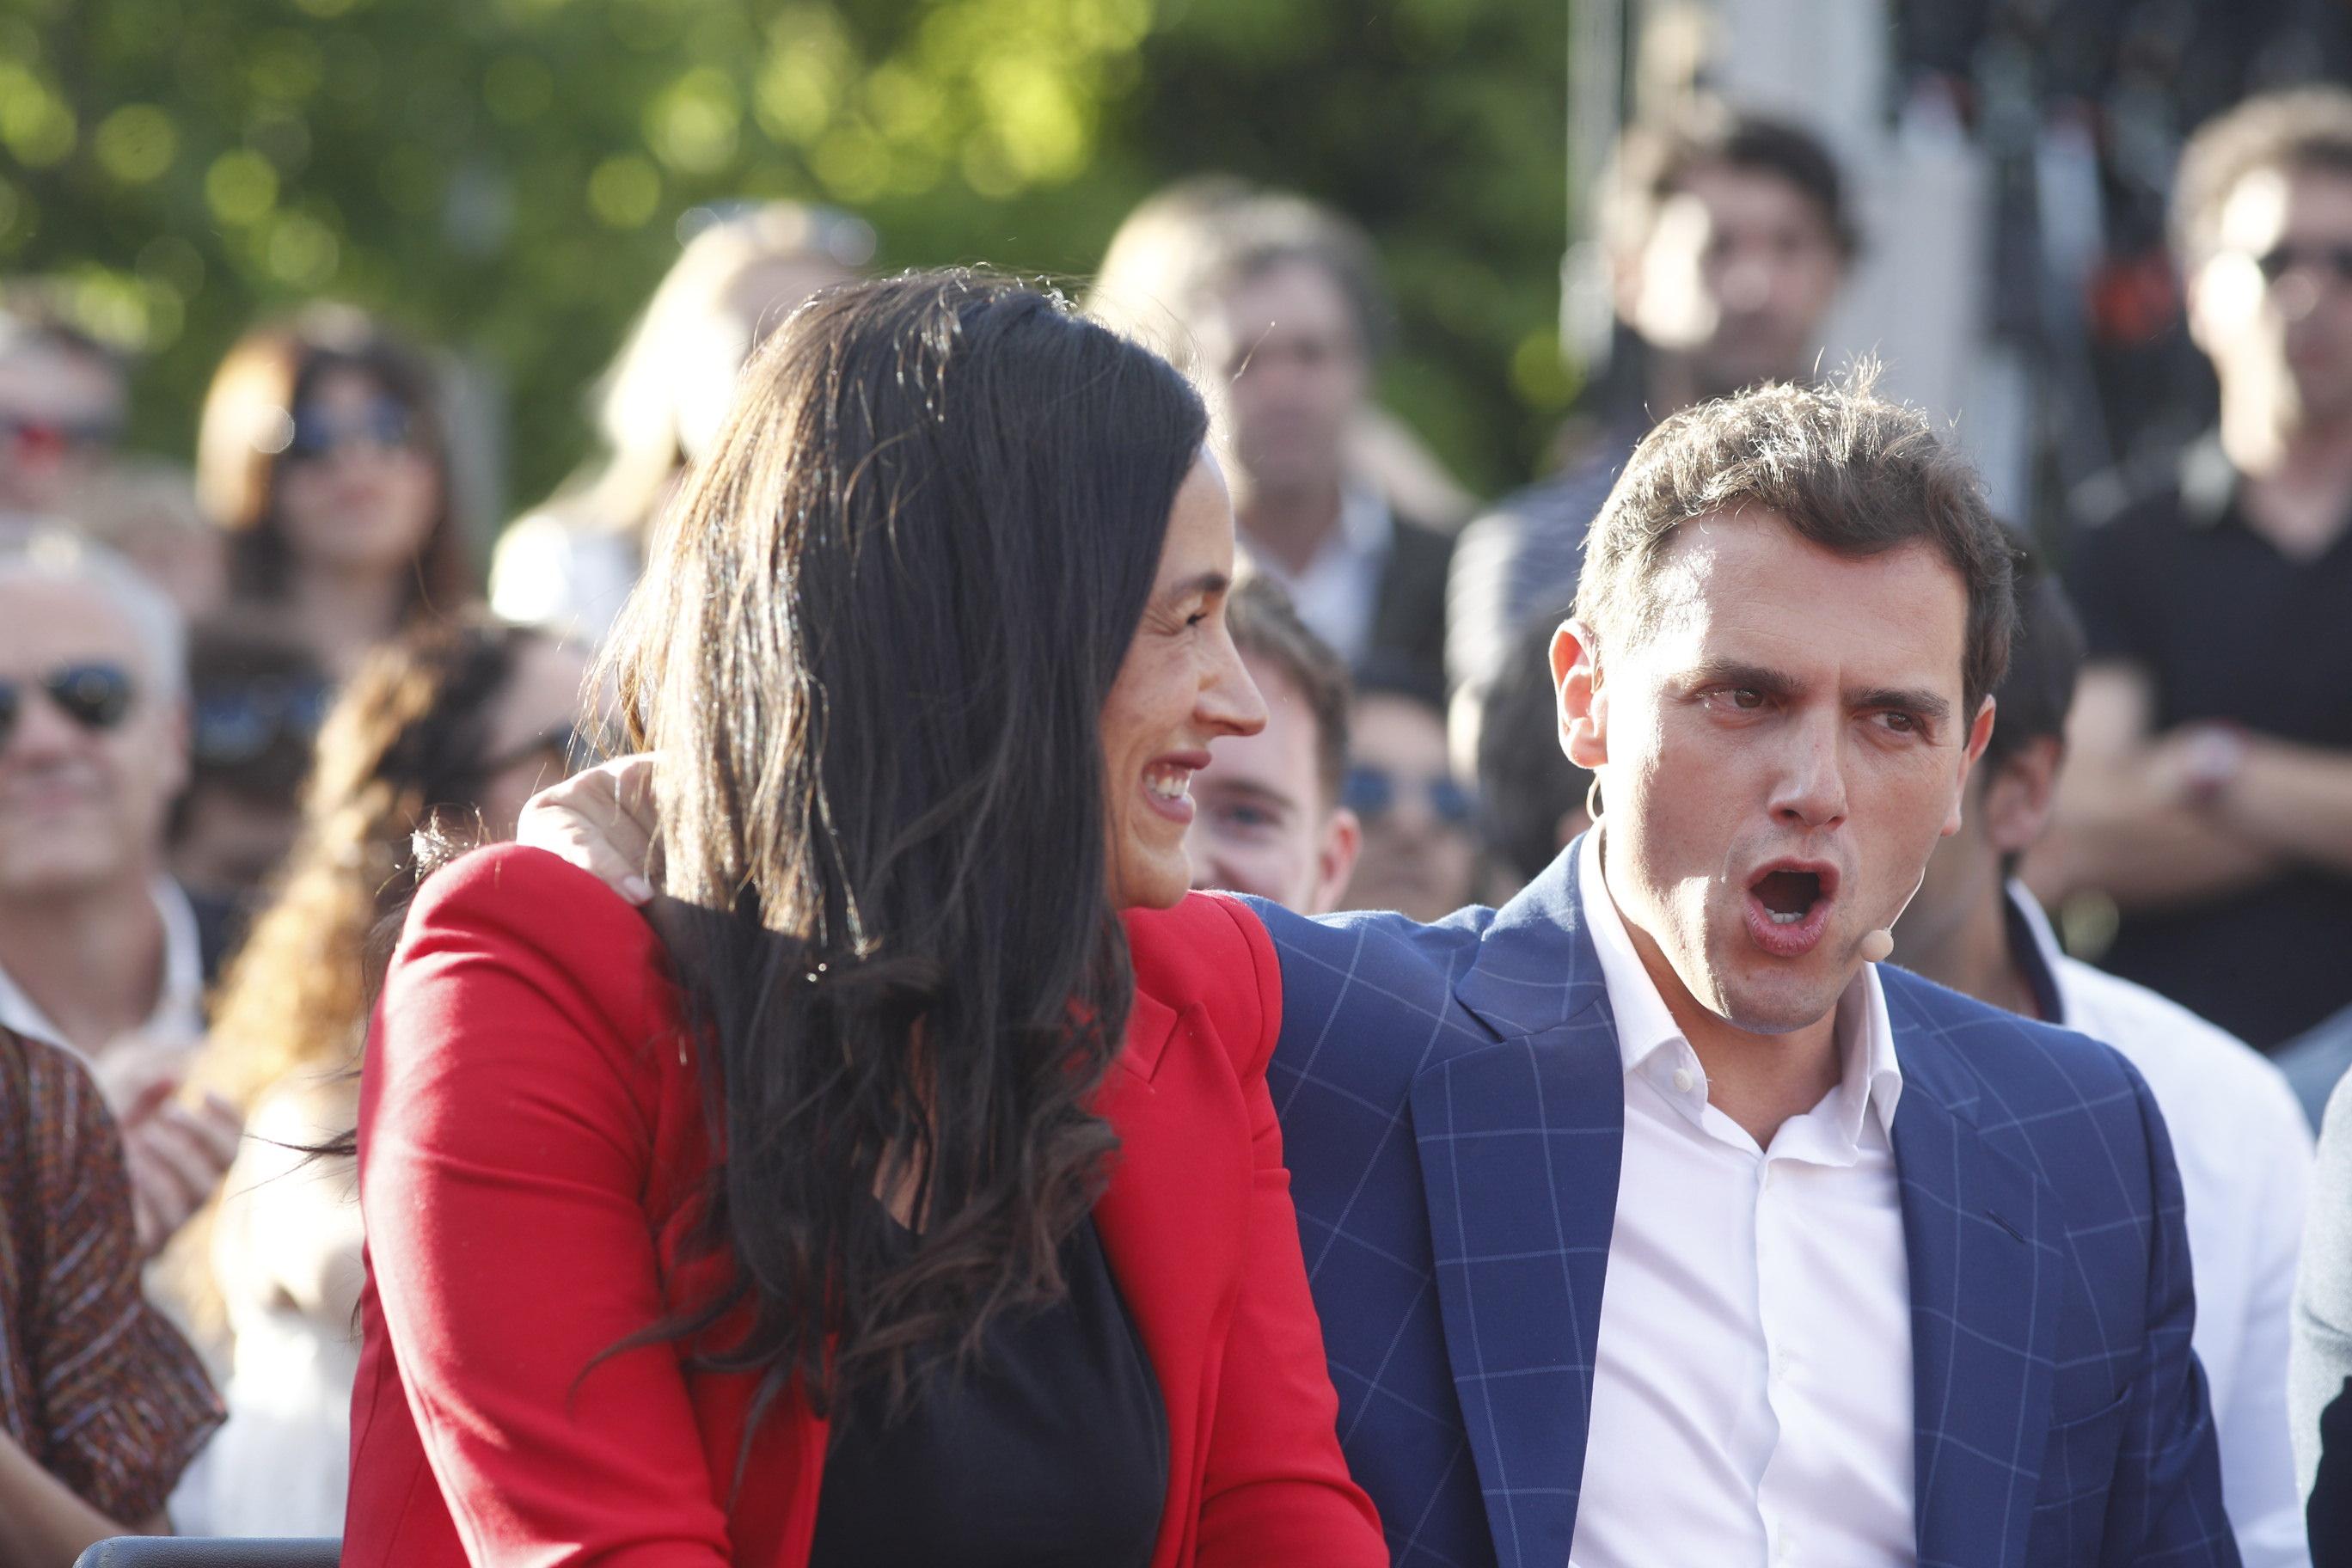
[1553,619,1608,771]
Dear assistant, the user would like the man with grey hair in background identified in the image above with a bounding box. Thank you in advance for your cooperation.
[0,524,240,1256]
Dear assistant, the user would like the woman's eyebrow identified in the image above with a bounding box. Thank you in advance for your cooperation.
[1159,569,1232,604]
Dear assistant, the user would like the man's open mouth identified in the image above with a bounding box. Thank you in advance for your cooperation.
[1742,861,1837,957]
[1752,868,1822,925]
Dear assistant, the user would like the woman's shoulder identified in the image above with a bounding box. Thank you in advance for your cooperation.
[1124,891,1281,1083]
[389,842,680,1066]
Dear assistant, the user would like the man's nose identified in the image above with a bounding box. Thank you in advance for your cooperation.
[1768,715,1849,829]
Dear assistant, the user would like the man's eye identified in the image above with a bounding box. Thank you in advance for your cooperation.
[1728,688,1764,709]
[1875,710,1919,735]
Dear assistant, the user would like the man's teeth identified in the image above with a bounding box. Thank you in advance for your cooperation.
[1146,768,1191,800]
[1769,910,1804,925]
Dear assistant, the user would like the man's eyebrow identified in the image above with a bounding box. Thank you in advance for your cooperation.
[1685,658,1797,696]
[1852,685,1952,726]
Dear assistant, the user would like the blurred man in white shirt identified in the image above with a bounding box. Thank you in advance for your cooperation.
[1894,553,2313,1567]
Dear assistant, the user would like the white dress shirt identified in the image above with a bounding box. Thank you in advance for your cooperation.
[0,876,205,1053]
[1570,827,1916,1568]
[1239,481,1393,666]
[2010,884,2313,1568]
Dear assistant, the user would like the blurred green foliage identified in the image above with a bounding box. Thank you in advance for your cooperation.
[0,0,1569,523]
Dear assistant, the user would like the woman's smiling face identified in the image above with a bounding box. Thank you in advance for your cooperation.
[1098,451,1269,910]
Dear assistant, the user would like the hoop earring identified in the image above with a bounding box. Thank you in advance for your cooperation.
[1585,775,1603,823]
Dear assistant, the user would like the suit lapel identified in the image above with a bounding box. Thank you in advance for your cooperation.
[1422,838,1624,1568]
[1091,989,1248,1566]
[1889,990,2061,1568]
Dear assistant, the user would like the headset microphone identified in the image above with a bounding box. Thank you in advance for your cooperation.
[1859,865,1931,965]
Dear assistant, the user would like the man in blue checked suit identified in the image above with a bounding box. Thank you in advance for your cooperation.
[1251,375,2236,1565]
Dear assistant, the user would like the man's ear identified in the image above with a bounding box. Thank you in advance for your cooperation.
[1311,805,1363,917]
[1944,695,1998,837]
[1553,619,1608,771]
[1981,734,2063,859]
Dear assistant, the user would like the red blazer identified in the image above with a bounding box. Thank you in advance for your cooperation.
[343,843,1383,1568]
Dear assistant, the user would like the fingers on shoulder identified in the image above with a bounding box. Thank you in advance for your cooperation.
[394,842,668,1035]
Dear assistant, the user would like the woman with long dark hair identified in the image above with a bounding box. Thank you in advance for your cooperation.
[194,306,473,681]
[342,272,1386,1566]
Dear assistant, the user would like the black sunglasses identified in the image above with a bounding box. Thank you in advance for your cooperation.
[1342,764,1477,828]
[2256,242,2352,286]
[192,677,334,767]
[284,397,417,462]
[0,662,137,750]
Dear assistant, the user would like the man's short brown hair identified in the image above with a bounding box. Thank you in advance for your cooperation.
[1572,369,2017,714]
[1226,573,1351,806]
[2173,86,2352,266]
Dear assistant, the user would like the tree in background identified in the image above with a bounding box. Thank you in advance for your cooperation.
[0,0,1568,525]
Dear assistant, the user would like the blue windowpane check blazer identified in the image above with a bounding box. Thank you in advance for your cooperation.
[1245,836,2238,1567]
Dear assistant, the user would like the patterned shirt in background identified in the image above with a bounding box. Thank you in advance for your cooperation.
[0,1029,223,1522]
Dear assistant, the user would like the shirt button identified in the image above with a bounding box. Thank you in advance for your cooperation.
[1672,1067,1695,1094]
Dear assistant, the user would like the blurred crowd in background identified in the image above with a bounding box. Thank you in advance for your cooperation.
[6,0,2352,1561]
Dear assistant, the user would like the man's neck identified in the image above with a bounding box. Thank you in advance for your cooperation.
[1235,479,1345,577]
[1891,883,2043,1024]
[0,876,167,1057]
[1622,918,1843,1148]
[2220,392,2352,558]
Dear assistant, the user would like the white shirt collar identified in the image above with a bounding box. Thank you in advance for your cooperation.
[0,877,207,1056]
[1577,826,1902,1147]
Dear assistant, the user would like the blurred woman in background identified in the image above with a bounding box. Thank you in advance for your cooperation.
[180,611,585,1538]
[195,306,473,683]
[489,200,873,642]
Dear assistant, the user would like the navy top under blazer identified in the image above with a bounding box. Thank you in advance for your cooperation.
[1246,834,2239,1568]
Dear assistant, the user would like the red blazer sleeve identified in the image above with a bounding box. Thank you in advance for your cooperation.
[356,843,730,1568]
[1185,895,1387,1565]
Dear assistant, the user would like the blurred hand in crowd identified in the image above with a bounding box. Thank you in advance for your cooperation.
[94,1035,242,1257]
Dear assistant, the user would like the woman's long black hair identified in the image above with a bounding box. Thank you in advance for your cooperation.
[596,270,1210,1438]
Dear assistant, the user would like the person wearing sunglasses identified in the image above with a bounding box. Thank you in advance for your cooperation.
[0,303,127,516]
[2046,85,2352,1054]
[179,611,585,1539]
[0,530,241,1261]
[195,305,475,683]
[1336,659,1482,924]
